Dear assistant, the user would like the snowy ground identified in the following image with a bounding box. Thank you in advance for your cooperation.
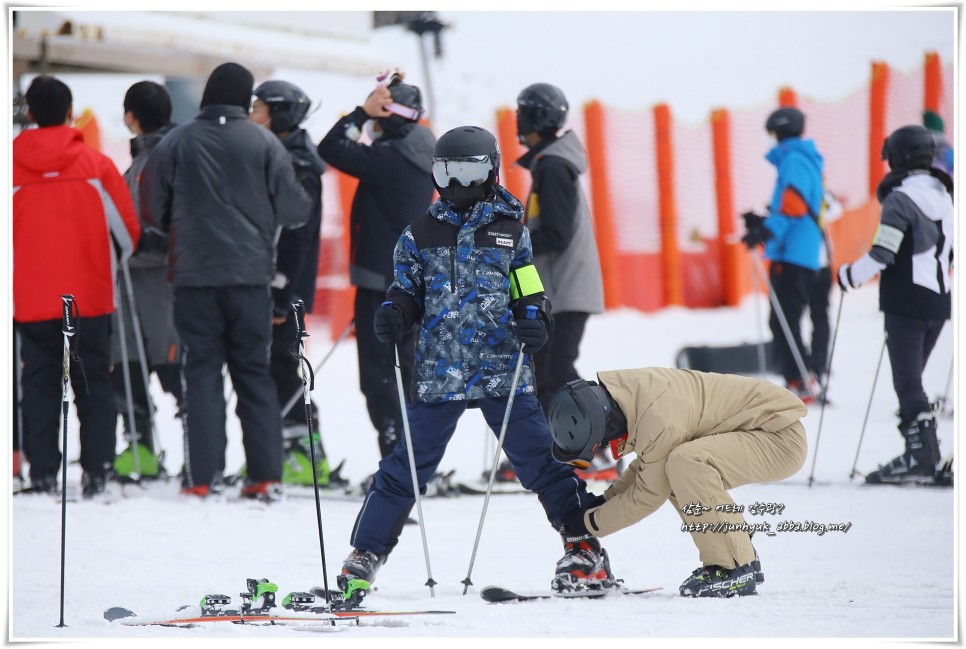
[7,284,958,643]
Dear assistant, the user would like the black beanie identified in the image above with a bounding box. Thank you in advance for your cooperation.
[200,62,254,110]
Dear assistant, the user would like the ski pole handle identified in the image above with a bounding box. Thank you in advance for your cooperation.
[291,299,309,342]
[525,305,537,320]
[60,294,76,337]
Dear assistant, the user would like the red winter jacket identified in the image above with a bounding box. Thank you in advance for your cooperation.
[13,126,140,322]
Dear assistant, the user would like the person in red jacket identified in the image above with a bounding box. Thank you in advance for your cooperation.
[13,75,140,498]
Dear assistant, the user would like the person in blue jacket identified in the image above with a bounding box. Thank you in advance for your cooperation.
[336,126,619,604]
[742,107,825,402]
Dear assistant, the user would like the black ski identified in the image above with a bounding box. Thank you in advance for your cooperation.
[480,584,663,603]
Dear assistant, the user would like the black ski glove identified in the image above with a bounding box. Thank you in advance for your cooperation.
[560,494,606,538]
[373,302,406,343]
[515,316,547,354]
[741,211,773,249]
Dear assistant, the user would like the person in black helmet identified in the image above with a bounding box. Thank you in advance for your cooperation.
[317,71,436,461]
[336,125,620,604]
[547,368,808,598]
[251,80,343,489]
[515,84,606,411]
[838,124,953,486]
[741,106,826,403]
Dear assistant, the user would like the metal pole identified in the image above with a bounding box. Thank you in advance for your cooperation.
[750,253,816,402]
[849,336,888,480]
[119,261,162,456]
[113,279,142,478]
[391,340,436,597]
[292,300,331,607]
[280,319,355,418]
[807,291,844,487]
[462,305,537,594]
[751,256,768,375]
[57,295,75,629]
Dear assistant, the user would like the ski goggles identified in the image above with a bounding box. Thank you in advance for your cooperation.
[432,155,492,188]
[386,102,422,121]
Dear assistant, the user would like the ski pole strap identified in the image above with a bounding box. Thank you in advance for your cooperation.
[509,264,544,301]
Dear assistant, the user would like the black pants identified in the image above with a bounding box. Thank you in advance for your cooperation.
[174,286,282,486]
[269,310,304,422]
[807,266,832,378]
[18,315,116,481]
[884,313,946,424]
[769,262,816,384]
[534,311,590,415]
[111,362,182,448]
[355,288,415,458]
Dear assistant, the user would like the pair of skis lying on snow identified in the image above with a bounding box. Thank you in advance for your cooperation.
[103,578,663,627]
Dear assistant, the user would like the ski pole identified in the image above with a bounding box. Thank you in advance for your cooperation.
[750,253,816,402]
[113,279,142,479]
[291,300,331,607]
[849,335,888,480]
[14,326,24,480]
[806,290,844,487]
[462,305,536,595]
[280,318,355,418]
[751,252,768,376]
[386,302,437,597]
[57,294,76,629]
[119,260,163,458]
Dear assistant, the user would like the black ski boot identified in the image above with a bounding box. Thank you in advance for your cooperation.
[680,562,758,597]
[337,548,384,609]
[866,412,940,485]
[551,533,618,594]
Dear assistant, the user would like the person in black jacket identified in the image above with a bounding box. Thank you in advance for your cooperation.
[112,80,182,481]
[141,62,311,500]
[838,125,953,486]
[250,79,343,489]
[317,72,436,459]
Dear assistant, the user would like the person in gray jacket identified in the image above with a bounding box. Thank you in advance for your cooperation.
[140,62,311,500]
[111,80,182,480]
[547,368,808,598]
[515,83,605,416]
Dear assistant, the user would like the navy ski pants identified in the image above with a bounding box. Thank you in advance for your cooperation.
[349,393,595,558]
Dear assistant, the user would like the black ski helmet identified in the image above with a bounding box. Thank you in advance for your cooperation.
[516,82,569,142]
[765,107,805,142]
[379,78,424,135]
[253,80,310,134]
[431,125,500,192]
[548,379,616,469]
[881,124,936,171]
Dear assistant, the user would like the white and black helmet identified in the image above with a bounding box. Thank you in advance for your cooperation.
[253,80,311,134]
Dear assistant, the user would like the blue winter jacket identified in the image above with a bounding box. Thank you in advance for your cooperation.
[386,184,549,403]
[763,137,825,270]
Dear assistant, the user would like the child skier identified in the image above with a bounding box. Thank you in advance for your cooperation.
[338,125,618,601]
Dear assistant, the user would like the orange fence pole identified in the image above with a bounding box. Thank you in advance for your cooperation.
[583,101,622,310]
[924,51,941,113]
[74,108,101,151]
[711,108,746,307]
[868,61,889,198]
[328,169,358,341]
[495,107,528,202]
[653,103,682,306]
[778,87,798,108]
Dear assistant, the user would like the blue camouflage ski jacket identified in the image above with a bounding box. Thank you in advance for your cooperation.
[386,184,550,403]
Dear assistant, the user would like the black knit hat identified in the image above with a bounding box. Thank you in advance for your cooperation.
[200,62,254,110]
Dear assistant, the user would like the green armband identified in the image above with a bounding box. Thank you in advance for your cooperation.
[509,263,544,301]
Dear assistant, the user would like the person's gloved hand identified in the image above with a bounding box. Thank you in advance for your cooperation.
[373,302,406,343]
[741,211,774,249]
[560,494,605,537]
[837,263,855,292]
[515,315,547,354]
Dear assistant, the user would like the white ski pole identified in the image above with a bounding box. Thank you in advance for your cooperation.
[849,336,888,480]
[807,290,844,487]
[389,323,437,597]
[462,305,537,595]
[57,295,76,628]
[113,278,142,479]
